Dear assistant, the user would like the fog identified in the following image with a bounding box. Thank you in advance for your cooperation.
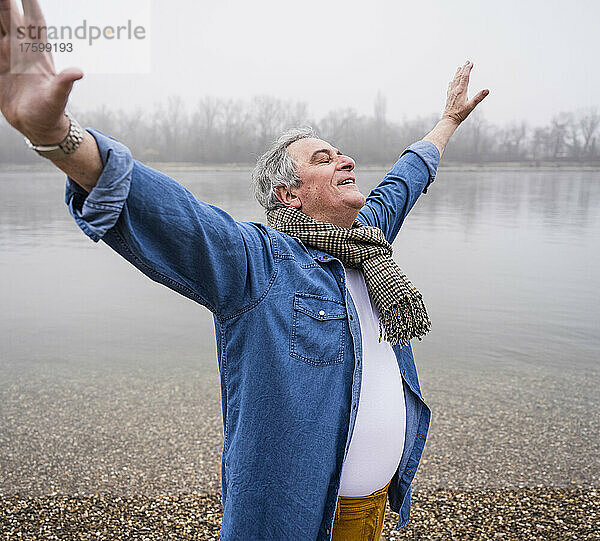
[35,0,600,128]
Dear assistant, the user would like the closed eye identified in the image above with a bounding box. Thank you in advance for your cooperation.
[310,148,341,164]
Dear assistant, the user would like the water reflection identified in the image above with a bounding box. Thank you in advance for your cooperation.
[1,168,598,246]
[1,166,599,373]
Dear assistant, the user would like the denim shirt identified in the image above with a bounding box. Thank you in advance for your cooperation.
[65,130,440,541]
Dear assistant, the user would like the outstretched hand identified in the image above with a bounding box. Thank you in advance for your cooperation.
[443,61,489,125]
[422,60,489,156]
[0,0,83,144]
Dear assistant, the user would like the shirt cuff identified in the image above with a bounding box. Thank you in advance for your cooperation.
[400,140,440,194]
[64,128,134,242]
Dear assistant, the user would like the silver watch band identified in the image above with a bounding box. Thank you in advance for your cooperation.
[24,111,84,160]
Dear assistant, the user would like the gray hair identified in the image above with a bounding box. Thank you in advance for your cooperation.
[252,126,316,211]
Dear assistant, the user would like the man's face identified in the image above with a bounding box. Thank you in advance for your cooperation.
[276,138,366,228]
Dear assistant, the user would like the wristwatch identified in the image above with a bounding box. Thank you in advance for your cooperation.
[24,110,84,160]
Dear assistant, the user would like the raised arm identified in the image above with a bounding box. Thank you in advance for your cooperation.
[358,61,489,243]
[0,0,275,319]
[0,0,101,191]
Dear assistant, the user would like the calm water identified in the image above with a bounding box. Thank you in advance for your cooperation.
[1,166,598,375]
[1,165,599,493]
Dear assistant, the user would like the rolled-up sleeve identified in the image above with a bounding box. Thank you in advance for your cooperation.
[401,140,440,194]
[65,128,133,243]
[357,140,440,243]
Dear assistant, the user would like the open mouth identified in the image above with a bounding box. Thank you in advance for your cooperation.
[337,178,356,186]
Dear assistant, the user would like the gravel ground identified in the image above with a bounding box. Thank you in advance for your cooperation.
[1,360,598,538]
[1,488,598,540]
[1,361,597,495]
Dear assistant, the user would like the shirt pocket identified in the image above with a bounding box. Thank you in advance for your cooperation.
[290,292,346,366]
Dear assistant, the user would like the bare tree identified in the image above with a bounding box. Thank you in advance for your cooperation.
[1,94,600,165]
[155,95,186,161]
[499,122,528,161]
[374,91,387,129]
[284,101,310,131]
[317,108,367,161]
[548,113,570,160]
[531,126,549,162]
[252,95,286,150]
[221,99,252,162]
[578,108,600,158]
[192,96,223,161]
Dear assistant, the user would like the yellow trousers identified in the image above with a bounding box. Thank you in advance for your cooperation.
[331,482,390,541]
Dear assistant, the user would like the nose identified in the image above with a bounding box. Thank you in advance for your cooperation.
[337,154,355,171]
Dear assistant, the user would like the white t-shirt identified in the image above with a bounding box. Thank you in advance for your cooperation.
[338,268,406,497]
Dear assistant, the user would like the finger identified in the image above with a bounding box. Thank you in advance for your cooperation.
[21,0,44,24]
[0,0,22,35]
[467,88,489,110]
[451,66,461,86]
[21,0,47,44]
[459,61,473,88]
[50,67,84,104]
[56,67,84,88]
[448,65,462,94]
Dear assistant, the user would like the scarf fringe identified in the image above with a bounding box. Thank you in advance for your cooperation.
[377,294,431,348]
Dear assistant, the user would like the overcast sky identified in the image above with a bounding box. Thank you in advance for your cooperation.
[38,0,600,127]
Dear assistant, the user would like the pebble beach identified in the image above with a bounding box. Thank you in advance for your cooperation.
[2,488,598,540]
[1,358,598,539]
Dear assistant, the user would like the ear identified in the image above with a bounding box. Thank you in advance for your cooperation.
[274,186,302,209]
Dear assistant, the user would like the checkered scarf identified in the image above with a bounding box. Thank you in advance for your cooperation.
[267,206,431,347]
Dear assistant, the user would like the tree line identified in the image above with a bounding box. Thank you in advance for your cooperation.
[1,94,599,165]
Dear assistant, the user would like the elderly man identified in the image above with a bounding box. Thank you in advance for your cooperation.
[0,1,488,539]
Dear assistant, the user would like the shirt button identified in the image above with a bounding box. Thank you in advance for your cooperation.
[352,403,357,410]
[406,469,412,475]
[319,310,325,316]
[418,433,424,439]
[402,369,406,376]
[349,314,353,320]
